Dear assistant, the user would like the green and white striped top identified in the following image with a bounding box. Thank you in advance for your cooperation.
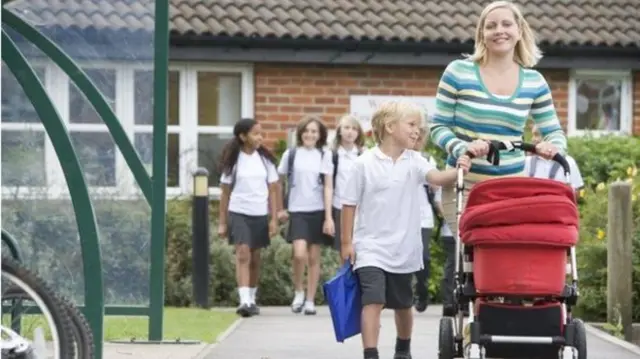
[429,59,567,182]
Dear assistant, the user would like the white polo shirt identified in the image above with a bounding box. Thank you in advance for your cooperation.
[523,155,584,190]
[342,147,437,273]
[277,147,333,213]
[333,146,361,210]
[220,151,279,216]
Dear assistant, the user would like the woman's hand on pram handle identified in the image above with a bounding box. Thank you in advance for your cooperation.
[534,141,559,160]
[465,139,491,157]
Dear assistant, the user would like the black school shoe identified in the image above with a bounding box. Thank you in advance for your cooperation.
[249,304,260,316]
[236,303,253,317]
[393,352,412,359]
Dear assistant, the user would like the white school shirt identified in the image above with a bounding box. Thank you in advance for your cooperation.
[434,186,454,237]
[523,155,584,190]
[342,147,437,274]
[220,151,279,216]
[418,154,438,229]
[277,147,333,213]
[333,146,361,210]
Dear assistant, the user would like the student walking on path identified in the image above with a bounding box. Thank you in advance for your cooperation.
[278,115,335,316]
[217,119,280,317]
[340,101,471,359]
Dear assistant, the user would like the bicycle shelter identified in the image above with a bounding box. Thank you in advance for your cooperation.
[1,0,169,358]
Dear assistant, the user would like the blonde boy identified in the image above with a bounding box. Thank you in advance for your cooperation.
[340,101,470,359]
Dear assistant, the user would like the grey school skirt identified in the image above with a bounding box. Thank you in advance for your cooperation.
[228,211,270,249]
[286,210,333,246]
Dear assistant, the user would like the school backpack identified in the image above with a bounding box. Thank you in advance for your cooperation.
[527,155,562,179]
[229,154,270,192]
[331,147,363,186]
[282,147,326,210]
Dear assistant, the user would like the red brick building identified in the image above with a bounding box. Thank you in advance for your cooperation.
[3,0,639,197]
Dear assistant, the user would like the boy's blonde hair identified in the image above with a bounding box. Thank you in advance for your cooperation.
[371,101,424,144]
[333,114,365,150]
[466,1,542,68]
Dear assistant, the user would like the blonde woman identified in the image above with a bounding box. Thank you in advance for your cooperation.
[429,0,568,240]
[329,115,365,253]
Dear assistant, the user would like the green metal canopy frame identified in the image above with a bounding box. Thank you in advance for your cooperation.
[0,1,169,358]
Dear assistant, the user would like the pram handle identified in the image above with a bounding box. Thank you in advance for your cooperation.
[462,140,571,176]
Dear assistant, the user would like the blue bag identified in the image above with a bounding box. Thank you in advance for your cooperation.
[323,261,362,343]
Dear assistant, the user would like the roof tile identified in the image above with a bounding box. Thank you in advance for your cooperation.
[3,0,638,48]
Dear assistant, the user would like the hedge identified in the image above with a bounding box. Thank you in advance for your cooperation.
[1,136,639,322]
[164,135,640,322]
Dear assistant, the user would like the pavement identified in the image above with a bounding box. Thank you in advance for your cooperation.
[104,305,640,359]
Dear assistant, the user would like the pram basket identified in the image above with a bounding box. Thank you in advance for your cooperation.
[437,140,587,359]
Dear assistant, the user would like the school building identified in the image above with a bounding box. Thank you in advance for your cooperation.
[2,0,639,198]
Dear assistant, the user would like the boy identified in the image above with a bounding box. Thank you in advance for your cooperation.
[525,125,584,194]
[340,101,470,359]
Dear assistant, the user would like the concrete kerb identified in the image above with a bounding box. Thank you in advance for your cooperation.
[192,317,245,359]
[585,323,640,356]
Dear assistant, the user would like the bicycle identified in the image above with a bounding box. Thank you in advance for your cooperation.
[2,255,95,359]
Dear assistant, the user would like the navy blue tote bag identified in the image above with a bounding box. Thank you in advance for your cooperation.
[323,261,362,342]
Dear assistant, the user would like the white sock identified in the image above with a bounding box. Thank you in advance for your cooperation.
[304,299,315,310]
[292,291,305,304]
[249,287,257,304]
[238,287,250,305]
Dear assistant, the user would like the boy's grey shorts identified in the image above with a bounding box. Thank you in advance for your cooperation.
[356,266,413,310]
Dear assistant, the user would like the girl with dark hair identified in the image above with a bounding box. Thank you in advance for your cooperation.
[218,118,279,317]
[277,114,334,315]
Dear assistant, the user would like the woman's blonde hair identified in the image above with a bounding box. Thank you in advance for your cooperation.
[371,101,423,144]
[466,1,542,68]
[333,114,365,150]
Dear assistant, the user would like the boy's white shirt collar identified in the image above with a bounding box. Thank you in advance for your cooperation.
[371,146,411,161]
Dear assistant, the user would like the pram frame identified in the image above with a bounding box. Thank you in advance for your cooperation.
[438,140,586,359]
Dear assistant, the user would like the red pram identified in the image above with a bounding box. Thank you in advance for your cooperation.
[437,141,587,359]
[459,177,579,295]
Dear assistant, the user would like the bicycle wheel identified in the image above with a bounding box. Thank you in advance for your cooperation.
[1,256,75,359]
[59,297,95,359]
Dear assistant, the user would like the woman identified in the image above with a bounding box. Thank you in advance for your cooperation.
[429,0,568,239]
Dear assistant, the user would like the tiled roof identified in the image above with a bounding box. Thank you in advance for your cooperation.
[170,0,640,48]
[5,0,640,48]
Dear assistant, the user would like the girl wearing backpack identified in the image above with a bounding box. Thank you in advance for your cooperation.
[277,115,334,315]
[330,115,365,254]
[218,119,280,318]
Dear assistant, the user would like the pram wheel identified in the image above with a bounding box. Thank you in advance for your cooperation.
[561,318,587,359]
[438,317,455,359]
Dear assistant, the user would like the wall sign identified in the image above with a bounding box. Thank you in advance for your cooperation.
[349,95,436,132]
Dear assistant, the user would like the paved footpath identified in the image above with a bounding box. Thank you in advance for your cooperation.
[203,306,640,359]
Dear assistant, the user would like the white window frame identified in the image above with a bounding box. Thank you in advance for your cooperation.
[567,69,633,137]
[1,61,254,200]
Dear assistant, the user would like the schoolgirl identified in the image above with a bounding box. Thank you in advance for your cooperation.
[277,115,335,315]
[218,119,279,318]
[330,114,365,253]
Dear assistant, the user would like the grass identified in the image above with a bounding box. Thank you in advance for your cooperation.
[3,307,239,343]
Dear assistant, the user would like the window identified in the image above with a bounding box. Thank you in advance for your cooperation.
[1,61,254,199]
[568,70,633,136]
[1,64,47,189]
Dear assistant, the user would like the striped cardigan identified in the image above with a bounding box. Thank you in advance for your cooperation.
[429,59,567,182]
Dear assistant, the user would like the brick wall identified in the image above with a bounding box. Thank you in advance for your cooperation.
[254,63,637,147]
